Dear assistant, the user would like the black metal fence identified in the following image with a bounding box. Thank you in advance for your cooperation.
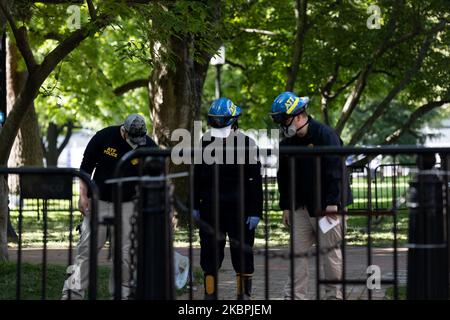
[2,146,450,300]
[1,167,99,300]
[107,146,450,300]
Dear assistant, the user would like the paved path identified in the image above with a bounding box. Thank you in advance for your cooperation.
[8,245,406,300]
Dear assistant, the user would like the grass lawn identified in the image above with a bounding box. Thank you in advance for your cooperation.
[0,261,203,300]
[385,286,407,300]
[10,208,409,249]
[0,261,110,300]
[8,178,410,249]
[175,209,408,248]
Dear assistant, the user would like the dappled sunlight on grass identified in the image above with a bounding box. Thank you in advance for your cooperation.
[8,203,409,249]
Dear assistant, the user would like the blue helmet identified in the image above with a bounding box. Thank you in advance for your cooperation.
[207,97,242,128]
[270,92,309,124]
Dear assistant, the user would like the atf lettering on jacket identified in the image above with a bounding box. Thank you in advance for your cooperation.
[104,147,118,158]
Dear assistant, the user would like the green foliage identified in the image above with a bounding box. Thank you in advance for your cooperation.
[7,0,450,142]
[24,1,220,133]
[200,0,450,144]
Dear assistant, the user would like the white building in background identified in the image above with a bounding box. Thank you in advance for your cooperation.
[424,118,450,147]
[58,129,95,168]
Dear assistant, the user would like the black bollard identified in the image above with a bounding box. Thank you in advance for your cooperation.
[407,154,448,299]
[136,157,175,299]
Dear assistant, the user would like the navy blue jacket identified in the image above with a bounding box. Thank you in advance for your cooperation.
[277,116,353,216]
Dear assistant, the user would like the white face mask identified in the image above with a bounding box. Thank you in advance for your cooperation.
[282,117,309,138]
[126,138,138,149]
[283,122,298,138]
[282,116,298,138]
[210,125,232,138]
[121,126,138,149]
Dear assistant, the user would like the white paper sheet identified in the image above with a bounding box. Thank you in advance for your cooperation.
[319,216,340,234]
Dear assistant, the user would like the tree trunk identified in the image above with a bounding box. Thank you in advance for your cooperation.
[0,176,8,261]
[43,121,73,166]
[44,122,59,166]
[149,36,210,147]
[1,37,43,260]
[6,39,43,168]
[148,1,220,227]
[0,5,110,261]
[0,4,8,261]
[285,0,308,92]
[149,35,211,227]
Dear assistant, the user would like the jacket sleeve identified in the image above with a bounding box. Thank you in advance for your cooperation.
[145,136,158,148]
[322,129,343,206]
[193,137,205,211]
[80,132,102,176]
[193,163,202,211]
[246,160,263,218]
[277,152,291,211]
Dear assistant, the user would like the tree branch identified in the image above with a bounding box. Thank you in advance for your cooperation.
[43,32,64,41]
[320,62,340,125]
[40,137,48,158]
[334,0,405,134]
[0,13,112,165]
[385,99,450,144]
[240,28,280,36]
[57,121,73,155]
[328,71,361,101]
[114,78,149,96]
[225,59,246,71]
[39,14,111,83]
[372,69,396,78]
[86,0,97,20]
[285,0,309,92]
[33,0,83,3]
[349,20,447,145]
[0,2,37,72]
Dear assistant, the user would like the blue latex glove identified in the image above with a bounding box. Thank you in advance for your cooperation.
[246,216,260,230]
[192,209,200,221]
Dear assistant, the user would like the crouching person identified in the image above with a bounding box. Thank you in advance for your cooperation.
[61,114,157,300]
[193,98,263,300]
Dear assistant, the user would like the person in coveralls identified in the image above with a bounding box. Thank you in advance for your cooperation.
[193,97,263,300]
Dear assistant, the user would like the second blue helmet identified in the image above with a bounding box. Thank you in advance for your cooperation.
[208,97,242,128]
[270,92,309,124]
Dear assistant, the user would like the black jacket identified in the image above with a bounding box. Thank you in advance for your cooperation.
[277,116,353,216]
[193,131,263,219]
[80,125,157,202]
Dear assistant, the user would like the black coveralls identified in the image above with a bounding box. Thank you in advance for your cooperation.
[194,131,263,275]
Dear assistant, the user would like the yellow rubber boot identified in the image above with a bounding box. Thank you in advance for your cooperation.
[204,274,216,300]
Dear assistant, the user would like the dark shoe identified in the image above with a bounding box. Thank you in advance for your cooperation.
[236,274,252,300]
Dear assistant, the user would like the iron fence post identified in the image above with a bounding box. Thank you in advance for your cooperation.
[136,157,175,299]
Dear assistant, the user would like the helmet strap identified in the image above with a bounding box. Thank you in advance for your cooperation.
[232,120,239,131]
[296,116,310,134]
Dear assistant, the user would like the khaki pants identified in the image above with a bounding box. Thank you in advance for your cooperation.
[62,200,134,300]
[283,207,346,300]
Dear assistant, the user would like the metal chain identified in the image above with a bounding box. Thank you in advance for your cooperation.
[253,241,342,259]
[128,205,138,298]
[172,192,344,260]
[194,216,343,260]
